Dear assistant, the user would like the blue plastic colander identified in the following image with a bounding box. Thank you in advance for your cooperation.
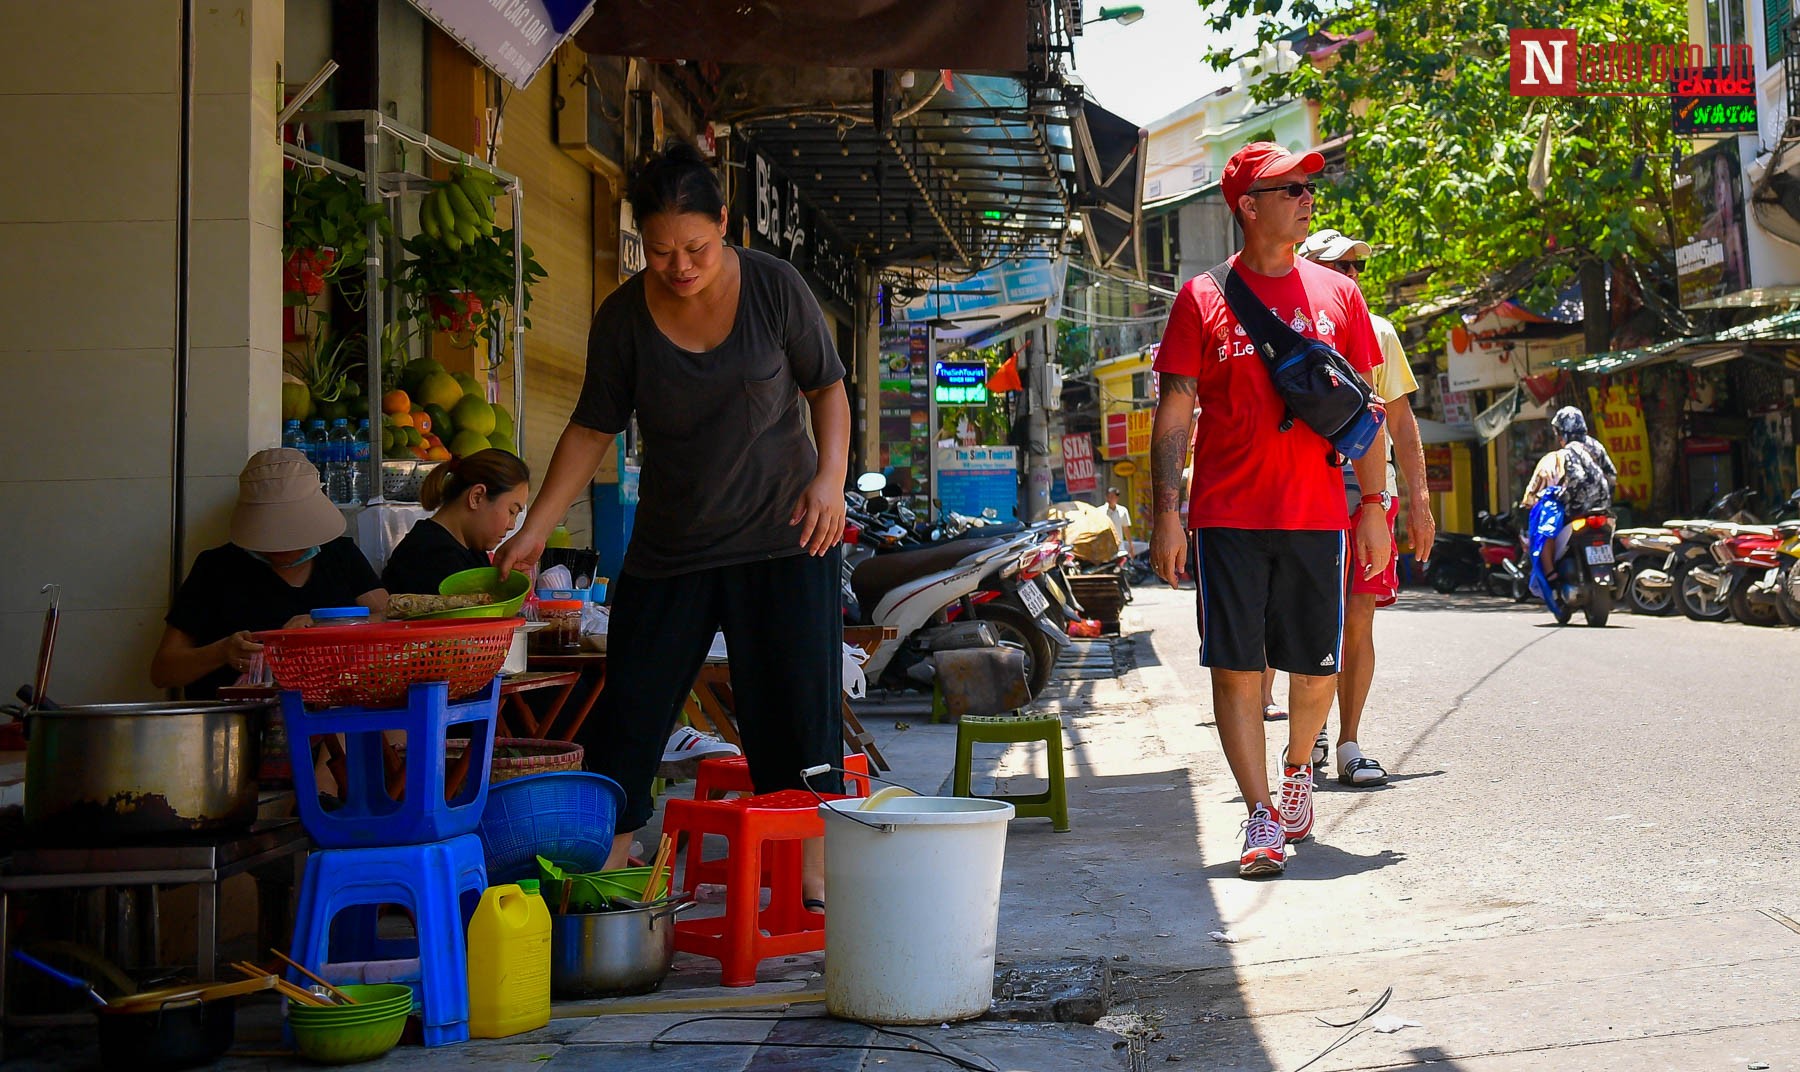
[476,771,625,883]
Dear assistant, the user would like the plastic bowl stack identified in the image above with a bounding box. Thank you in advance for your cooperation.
[286,983,413,1064]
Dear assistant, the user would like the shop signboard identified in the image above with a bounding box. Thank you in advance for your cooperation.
[934,362,990,405]
[1669,66,1757,135]
[619,201,644,284]
[1438,374,1475,428]
[936,446,1018,520]
[1423,444,1455,492]
[1674,141,1751,307]
[734,140,857,310]
[1126,410,1154,456]
[1062,433,1097,494]
[1587,383,1654,508]
[900,259,1068,321]
[406,0,593,88]
[1103,412,1130,459]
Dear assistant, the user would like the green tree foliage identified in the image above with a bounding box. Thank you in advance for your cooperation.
[1202,0,1688,345]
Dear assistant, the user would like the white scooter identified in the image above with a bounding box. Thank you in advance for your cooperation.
[850,530,1050,699]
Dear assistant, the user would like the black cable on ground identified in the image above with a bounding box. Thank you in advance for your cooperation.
[1290,985,1395,1072]
[646,1013,1002,1071]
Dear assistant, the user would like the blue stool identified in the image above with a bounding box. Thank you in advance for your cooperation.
[289,833,487,1047]
[282,680,500,848]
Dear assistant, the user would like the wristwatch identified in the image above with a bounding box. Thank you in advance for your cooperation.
[1358,491,1393,513]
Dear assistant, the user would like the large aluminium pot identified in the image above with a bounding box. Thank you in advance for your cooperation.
[24,701,267,842]
[550,899,693,998]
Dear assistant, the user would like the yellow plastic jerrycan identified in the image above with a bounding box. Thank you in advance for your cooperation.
[467,879,552,1038]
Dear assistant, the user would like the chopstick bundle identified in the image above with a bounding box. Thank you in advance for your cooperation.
[232,961,327,1007]
[270,949,359,1005]
[646,834,674,901]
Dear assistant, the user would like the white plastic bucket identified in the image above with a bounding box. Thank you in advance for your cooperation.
[819,795,1015,1024]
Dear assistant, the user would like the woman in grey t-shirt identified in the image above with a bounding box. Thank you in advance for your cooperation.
[496,144,850,911]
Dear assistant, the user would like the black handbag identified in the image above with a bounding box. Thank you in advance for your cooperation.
[1205,262,1386,460]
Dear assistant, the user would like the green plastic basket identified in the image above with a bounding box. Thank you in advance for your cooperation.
[416,567,531,619]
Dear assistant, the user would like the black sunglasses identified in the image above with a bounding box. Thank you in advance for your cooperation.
[1247,181,1319,198]
[1334,259,1365,273]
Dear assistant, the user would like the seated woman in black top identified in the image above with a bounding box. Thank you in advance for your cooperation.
[382,449,531,594]
[152,448,388,699]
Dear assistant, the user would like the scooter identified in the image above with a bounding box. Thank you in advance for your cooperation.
[1772,520,1800,627]
[1717,526,1786,627]
[849,532,1054,699]
[1614,525,1682,616]
[1534,509,1623,627]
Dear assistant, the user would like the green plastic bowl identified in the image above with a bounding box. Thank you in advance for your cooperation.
[290,1006,407,1064]
[286,983,412,1023]
[420,567,531,619]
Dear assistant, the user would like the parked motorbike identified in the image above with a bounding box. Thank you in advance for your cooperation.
[1539,510,1623,627]
[1426,511,1523,596]
[1718,526,1786,627]
[1773,521,1800,627]
[1614,526,1682,616]
[849,530,1055,699]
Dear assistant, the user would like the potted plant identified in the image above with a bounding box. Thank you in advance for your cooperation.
[283,167,391,300]
[391,228,545,344]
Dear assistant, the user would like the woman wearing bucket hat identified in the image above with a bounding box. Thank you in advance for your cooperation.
[151,448,388,698]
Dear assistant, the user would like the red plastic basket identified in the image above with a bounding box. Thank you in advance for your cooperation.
[257,618,523,708]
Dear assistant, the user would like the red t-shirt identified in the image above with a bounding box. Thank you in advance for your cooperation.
[1152,255,1381,531]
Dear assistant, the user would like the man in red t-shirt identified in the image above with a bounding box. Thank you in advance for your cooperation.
[1149,142,1392,878]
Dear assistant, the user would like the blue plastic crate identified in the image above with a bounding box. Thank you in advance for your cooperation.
[477,771,625,883]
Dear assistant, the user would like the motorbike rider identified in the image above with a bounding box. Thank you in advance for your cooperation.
[1519,406,1618,587]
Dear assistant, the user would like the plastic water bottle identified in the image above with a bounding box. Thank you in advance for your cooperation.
[305,420,330,485]
[327,418,354,504]
[281,419,306,454]
[347,419,372,505]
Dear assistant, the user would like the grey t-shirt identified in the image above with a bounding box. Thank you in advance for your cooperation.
[572,246,845,578]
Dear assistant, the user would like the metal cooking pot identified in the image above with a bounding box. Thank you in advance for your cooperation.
[550,898,694,998]
[25,701,267,842]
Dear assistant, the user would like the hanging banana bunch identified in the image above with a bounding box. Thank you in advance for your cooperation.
[417,164,506,252]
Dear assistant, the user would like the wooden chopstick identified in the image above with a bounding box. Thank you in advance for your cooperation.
[646,834,674,901]
[269,950,358,1005]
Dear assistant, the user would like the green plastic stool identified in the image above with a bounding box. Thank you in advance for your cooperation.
[952,714,1070,831]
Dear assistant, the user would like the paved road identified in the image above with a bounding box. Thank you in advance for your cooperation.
[974,583,1800,1070]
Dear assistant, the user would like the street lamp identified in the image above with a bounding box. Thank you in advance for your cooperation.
[1085,5,1145,26]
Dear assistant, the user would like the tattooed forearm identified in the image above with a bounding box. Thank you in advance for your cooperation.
[1150,373,1197,515]
[1151,427,1188,514]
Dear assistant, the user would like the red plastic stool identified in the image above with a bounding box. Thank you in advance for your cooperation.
[691,752,872,802]
[662,789,841,986]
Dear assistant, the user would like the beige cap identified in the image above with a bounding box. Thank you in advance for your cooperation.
[1298,228,1372,262]
[229,448,345,553]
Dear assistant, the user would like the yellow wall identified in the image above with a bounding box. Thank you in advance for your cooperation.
[0,1,284,701]
[1093,350,1156,532]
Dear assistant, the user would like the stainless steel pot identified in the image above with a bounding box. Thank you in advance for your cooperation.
[25,701,267,842]
[550,899,694,998]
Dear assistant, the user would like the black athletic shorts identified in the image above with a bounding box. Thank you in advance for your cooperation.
[1190,528,1348,675]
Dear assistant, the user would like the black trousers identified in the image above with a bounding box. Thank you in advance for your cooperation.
[580,549,844,831]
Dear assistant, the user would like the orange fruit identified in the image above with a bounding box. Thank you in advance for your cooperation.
[414,412,432,435]
[425,445,452,462]
[382,389,410,415]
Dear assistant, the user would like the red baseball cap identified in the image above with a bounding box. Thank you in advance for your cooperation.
[1221,141,1326,207]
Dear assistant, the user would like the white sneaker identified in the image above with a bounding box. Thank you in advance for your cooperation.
[1310,728,1330,767]
[1277,763,1315,843]
[661,726,740,764]
[1238,804,1286,877]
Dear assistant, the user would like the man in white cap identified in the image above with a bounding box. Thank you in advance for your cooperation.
[1293,228,1434,787]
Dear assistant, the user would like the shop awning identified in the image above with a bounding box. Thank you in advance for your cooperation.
[733,73,1078,269]
[1550,308,1800,375]
[1072,100,1146,278]
[576,0,1028,71]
